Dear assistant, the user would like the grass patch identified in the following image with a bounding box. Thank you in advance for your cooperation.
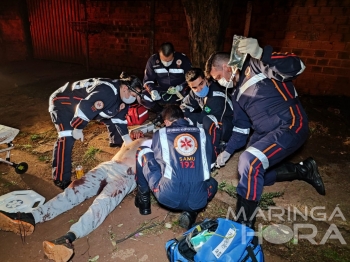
[2,181,18,187]
[83,146,101,162]
[30,134,41,141]
[218,181,284,210]
[38,155,50,162]
[21,144,33,149]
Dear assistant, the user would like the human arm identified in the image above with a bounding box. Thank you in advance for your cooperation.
[223,99,251,155]
[143,55,157,94]
[238,38,305,81]
[70,82,116,129]
[180,91,200,114]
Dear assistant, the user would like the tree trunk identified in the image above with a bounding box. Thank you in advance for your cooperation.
[181,0,234,68]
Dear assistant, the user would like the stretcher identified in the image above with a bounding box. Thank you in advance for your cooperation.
[0,125,28,174]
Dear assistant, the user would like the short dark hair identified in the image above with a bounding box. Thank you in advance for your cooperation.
[161,104,184,122]
[185,68,205,83]
[204,52,230,78]
[159,42,175,57]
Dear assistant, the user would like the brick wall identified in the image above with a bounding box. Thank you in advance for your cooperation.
[86,0,189,77]
[0,0,27,63]
[0,0,349,96]
[239,0,350,96]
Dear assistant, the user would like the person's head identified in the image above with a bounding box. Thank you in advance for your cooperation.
[159,42,175,67]
[161,104,184,127]
[205,51,239,88]
[119,72,143,104]
[185,68,209,98]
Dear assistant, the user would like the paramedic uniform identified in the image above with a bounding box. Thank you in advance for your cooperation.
[135,119,218,212]
[141,52,192,110]
[49,78,128,182]
[180,81,233,158]
[225,46,309,201]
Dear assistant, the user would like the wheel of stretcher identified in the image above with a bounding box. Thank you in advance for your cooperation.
[14,162,28,174]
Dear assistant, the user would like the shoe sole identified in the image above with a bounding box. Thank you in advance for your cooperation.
[0,212,34,236]
[43,241,73,262]
[178,215,190,229]
[307,158,326,195]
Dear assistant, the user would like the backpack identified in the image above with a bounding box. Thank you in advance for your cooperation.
[165,218,264,262]
[126,104,149,126]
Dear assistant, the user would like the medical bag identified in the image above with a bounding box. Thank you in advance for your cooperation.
[165,218,264,262]
[126,104,149,126]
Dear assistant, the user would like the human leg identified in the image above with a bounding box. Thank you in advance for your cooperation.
[236,131,302,228]
[43,161,135,262]
[135,146,162,215]
[50,108,75,189]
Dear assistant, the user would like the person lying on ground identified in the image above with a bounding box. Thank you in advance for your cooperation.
[0,137,150,262]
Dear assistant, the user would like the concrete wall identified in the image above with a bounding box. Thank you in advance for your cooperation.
[0,0,349,96]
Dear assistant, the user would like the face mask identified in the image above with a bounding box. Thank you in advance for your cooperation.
[161,59,173,67]
[218,69,235,88]
[194,85,209,98]
[218,77,233,88]
[121,91,137,104]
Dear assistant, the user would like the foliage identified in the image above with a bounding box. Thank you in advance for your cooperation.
[218,181,284,210]
[83,146,101,162]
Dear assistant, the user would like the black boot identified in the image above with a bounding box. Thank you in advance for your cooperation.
[134,187,151,215]
[235,194,259,229]
[54,180,72,190]
[178,211,198,230]
[275,157,325,195]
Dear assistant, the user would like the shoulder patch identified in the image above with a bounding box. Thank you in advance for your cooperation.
[94,100,104,110]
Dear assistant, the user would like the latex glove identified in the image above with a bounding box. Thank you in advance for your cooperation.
[151,90,161,101]
[72,129,84,142]
[216,151,231,167]
[130,130,144,140]
[122,134,133,145]
[237,38,263,59]
[175,85,183,92]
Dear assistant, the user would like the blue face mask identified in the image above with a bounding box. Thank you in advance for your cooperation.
[194,85,209,98]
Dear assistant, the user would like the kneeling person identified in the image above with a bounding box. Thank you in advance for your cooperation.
[134,104,218,229]
[181,68,233,159]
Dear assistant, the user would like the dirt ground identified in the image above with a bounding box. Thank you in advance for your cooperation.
[0,60,350,262]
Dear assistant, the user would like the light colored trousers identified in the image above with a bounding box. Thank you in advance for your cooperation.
[31,160,136,238]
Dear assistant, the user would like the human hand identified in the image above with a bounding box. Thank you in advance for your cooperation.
[130,130,144,140]
[237,38,263,59]
[151,90,161,101]
[72,129,84,142]
[216,151,231,167]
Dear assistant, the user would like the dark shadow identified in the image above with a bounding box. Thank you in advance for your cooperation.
[19,172,61,200]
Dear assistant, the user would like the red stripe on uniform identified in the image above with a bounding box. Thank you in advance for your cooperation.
[252,162,262,200]
[55,139,61,180]
[282,82,294,99]
[60,137,66,181]
[295,104,303,133]
[271,54,297,59]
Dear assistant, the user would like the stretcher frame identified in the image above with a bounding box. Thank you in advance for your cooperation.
[0,125,28,174]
